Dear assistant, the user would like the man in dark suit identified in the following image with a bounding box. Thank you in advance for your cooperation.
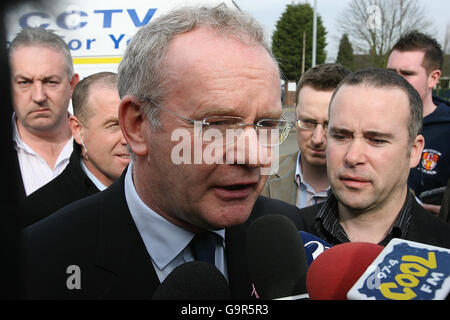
[21,4,304,299]
[297,68,450,249]
[20,72,129,228]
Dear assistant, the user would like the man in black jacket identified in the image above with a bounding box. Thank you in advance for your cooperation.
[21,5,303,299]
[298,68,450,249]
[20,72,129,228]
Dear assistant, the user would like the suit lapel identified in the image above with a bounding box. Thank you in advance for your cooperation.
[95,169,160,299]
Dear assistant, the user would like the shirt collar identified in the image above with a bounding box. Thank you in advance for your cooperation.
[12,113,30,152]
[124,161,224,271]
[313,191,414,246]
[80,159,107,191]
[295,151,309,188]
[295,151,330,193]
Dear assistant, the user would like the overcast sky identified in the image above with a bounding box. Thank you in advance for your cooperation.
[235,0,450,62]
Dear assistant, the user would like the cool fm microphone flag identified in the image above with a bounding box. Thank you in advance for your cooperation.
[347,238,450,300]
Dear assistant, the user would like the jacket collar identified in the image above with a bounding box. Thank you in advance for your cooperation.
[94,166,160,299]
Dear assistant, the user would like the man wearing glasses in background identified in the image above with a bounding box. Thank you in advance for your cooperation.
[262,64,350,209]
[21,4,305,299]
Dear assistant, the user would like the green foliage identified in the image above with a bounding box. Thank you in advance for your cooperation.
[336,34,354,70]
[272,2,327,82]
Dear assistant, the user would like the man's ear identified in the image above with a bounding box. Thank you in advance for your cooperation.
[69,73,80,94]
[428,69,441,89]
[410,134,425,169]
[119,95,149,157]
[69,115,83,145]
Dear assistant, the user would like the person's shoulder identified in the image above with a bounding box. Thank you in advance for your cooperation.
[252,196,320,231]
[254,195,298,211]
[20,167,73,227]
[407,199,450,249]
[297,202,324,228]
[20,190,109,299]
[298,202,324,215]
[23,172,126,240]
[266,152,298,180]
[252,195,300,224]
[278,152,298,170]
[21,151,84,207]
[22,190,103,244]
[433,96,450,109]
[20,152,101,228]
[425,98,450,123]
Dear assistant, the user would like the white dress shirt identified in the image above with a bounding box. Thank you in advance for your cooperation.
[295,151,330,209]
[124,161,227,282]
[12,116,73,196]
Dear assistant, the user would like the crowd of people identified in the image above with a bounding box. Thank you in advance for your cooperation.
[5,3,449,300]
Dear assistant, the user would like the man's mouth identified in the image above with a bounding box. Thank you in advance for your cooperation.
[30,107,50,115]
[214,182,258,200]
[222,184,249,190]
[339,175,371,188]
[309,146,326,155]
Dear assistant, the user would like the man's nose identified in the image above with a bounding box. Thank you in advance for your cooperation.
[228,127,273,168]
[344,138,367,167]
[31,82,46,103]
[311,124,327,146]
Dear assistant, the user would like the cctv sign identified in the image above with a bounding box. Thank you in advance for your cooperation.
[6,0,237,78]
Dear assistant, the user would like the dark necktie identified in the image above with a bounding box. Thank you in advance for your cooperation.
[190,232,219,266]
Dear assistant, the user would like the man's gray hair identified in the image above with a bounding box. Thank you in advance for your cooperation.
[9,27,74,80]
[118,3,277,129]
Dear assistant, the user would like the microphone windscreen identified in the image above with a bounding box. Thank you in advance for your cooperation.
[299,231,331,266]
[246,215,308,299]
[306,242,383,300]
[151,261,230,300]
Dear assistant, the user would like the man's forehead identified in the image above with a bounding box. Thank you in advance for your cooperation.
[11,45,68,74]
[329,84,410,130]
[330,84,409,114]
[163,29,281,120]
[388,49,426,67]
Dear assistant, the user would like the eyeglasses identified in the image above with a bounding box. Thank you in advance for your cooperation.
[139,96,293,146]
[296,119,328,131]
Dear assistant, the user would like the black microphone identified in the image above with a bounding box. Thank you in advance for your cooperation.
[151,261,230,300]
[246,215,309,300]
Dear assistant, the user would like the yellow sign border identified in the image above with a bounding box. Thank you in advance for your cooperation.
[73,57,122,64]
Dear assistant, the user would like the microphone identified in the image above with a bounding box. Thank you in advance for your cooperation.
[306,242,383,300]
[246,215,309,300]
[299,231,331,266]
[151,261,230,300]
[347,238,450,300]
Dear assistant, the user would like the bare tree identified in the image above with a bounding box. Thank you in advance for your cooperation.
[336,0,433,67]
